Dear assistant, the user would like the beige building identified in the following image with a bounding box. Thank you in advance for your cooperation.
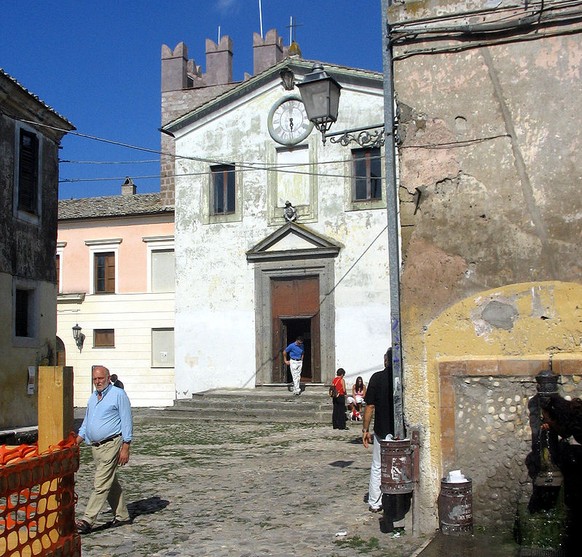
[0,69,74,430]
[56,180,175,407]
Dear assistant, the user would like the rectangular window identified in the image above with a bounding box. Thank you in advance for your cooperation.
[352,148,382,201]
[15,289,31,337]
[151,249,175,292]
[94,329,115,348]
[211,165,236,215]
[18,129,39,214]
[152,328,174,367]
[94,252,115,293]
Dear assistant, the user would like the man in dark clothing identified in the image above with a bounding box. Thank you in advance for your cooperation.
[362,348,395,512]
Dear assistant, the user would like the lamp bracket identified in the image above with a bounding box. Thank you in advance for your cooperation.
[325,124,386,148]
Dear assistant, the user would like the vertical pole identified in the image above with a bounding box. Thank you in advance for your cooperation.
[381,0,405,439]
[38,366,74,452]
[37,366,75,534]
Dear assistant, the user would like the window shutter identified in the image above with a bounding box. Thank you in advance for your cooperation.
[18,130,39,213]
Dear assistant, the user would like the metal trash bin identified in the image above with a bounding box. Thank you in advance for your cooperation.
[380,438,414,494]
[438,477,473,535]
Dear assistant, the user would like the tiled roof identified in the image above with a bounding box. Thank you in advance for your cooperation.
[0,68,74,128]
[58,193,174,220]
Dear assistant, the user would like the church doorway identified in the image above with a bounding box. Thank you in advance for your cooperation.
[271,276,321,383]
[279,317,312,383]
[248,221,340,386]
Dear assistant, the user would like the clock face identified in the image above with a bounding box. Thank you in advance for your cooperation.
[268,96,314,145]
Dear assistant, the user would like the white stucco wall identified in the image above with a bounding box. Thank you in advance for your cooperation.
[58,293,175,408]
[173,74,391,396]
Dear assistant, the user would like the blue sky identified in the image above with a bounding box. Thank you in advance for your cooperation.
[2,1,383,199]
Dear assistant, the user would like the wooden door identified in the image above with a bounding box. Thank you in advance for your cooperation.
[271,276,321,383]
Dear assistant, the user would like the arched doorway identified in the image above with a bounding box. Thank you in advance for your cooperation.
[56,336,66,366]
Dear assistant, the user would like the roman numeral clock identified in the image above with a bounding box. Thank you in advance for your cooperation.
[268,95,314,146]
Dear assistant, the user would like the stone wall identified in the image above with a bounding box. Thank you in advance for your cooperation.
[443,365,582,531]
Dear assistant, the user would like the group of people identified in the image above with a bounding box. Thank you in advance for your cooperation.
[283,337,396,515]
[74,345,582,542]
[330,370,367,429]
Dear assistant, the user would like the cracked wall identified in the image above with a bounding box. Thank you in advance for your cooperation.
[389,0,582,533]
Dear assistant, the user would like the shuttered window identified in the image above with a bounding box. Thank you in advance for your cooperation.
[18,130,39,214]
[94,252,115,293]
[151,249,175,292]
[94,329,115,348]
[56,254,61,293]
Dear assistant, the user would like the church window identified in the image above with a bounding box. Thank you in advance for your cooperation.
[352,148,381,201]
[211,164,236,215]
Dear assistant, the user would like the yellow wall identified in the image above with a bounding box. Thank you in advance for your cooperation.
[403,281,582,529]
[0,273,58,429]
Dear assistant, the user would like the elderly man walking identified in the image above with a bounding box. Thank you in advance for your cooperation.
[75,365,133,534]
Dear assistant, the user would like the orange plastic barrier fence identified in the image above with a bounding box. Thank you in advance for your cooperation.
[0,434,80,557]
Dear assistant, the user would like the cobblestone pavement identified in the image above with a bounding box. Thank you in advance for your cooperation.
[74,410,433,557]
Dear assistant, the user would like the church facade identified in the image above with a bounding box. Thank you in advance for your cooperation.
[161,32,391,396]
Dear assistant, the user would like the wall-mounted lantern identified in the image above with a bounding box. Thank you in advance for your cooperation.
[297,64,342,143]
[72,323,85,352]
[279,67,295,91]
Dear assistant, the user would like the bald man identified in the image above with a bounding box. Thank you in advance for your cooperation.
[75,365,133,534]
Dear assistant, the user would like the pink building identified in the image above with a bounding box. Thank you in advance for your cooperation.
[56,179,175,407]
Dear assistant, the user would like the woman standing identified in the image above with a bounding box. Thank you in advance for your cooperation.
[332,368,348,430]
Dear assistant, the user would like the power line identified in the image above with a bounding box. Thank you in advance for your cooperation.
[21,116,387,183]
[61,159,160,165]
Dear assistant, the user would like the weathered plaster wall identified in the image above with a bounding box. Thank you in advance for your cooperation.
[173,80,390,396]
[409,282,582,531]
[0,275,57,428]
[388,0,582,533]
[1,104,68,429]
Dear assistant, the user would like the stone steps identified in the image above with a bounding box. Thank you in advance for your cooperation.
[154,386,335,424]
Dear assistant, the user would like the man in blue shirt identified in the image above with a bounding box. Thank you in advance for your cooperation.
[75,365,133,534]
[284,336,304,396]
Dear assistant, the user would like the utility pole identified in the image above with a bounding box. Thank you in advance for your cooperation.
[381,0,405,439]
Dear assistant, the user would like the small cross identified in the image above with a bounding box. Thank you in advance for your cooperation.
[286,16,303,44]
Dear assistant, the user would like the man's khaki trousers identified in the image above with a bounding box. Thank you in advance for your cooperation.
[82,435,130,525]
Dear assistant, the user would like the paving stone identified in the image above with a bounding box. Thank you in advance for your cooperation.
[74,410,431,557]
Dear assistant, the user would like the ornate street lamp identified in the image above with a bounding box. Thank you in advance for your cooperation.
[72,323,85,352]
[297,64,342,143]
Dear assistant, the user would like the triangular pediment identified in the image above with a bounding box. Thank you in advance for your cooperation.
[246,222,342,262]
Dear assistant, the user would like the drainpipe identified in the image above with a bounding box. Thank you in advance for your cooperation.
[382,0,405,439]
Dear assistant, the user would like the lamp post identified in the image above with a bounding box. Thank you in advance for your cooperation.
[72,323,85,353]
[297,47,405,438]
